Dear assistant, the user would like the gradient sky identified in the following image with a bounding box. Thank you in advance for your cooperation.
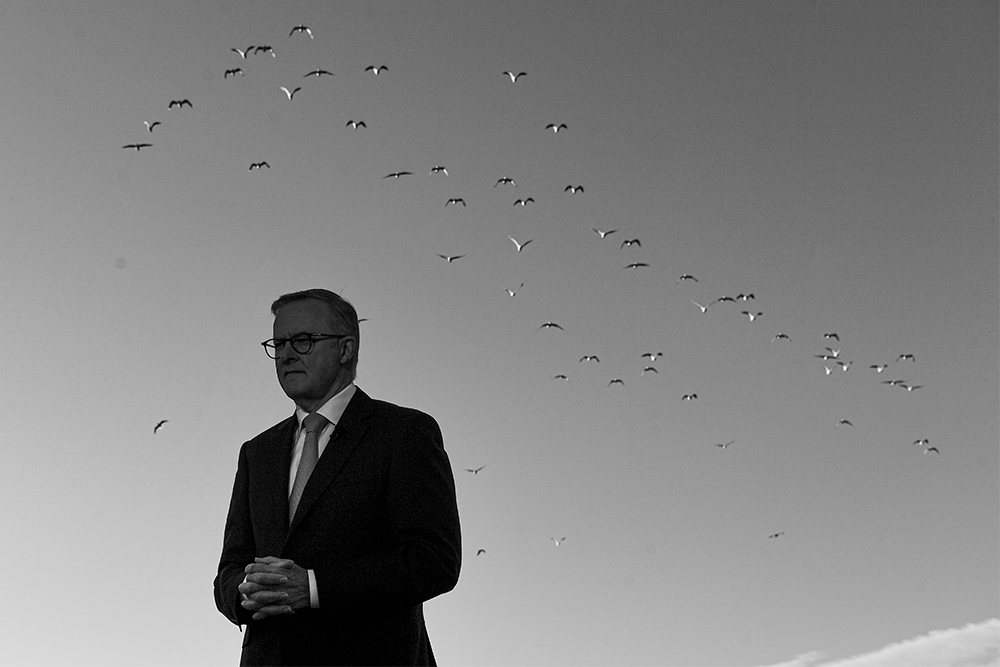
[0,1,997,665]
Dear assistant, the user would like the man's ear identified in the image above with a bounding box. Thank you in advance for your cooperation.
[340,337,356,364]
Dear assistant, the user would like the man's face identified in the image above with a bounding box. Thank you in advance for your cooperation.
[272,299,354,411]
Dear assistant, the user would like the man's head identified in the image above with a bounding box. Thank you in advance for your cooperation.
[269,289,360,412]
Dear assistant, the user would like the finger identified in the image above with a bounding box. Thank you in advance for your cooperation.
[251,604,295,621]
[243,590,289,607]
[254,556,283,565]
[247,572,289,585]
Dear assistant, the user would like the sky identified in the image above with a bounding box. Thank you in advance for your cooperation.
[0,1,997,665]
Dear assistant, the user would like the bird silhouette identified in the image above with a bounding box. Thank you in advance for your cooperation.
[692,300,710,313]
[502,71,527,82]
[823,333,840,341]
[383,171,413,179]
[564,185,584,193]
[436,254,465,263]
[537,322,564,331]
[545,123,568,132]
[869,363,889,373]
[551,537,566,546]
[254,46,275,56]
[143,121,160,132]
[767,532,785,539]
[837,419,854,427]
[430,166,449,175]
[505,283,523,297]
[913,438,930,447]
[224,68,244,78]
[168,99,192,109]
[641,352,663,361]
[677,274,698,283]
[736,293,755,301]
[464,466,485,474]
[552,374,569,381]
[607,378,623,389]
[495,177,516,187]
[476,549,487,556]
[365,65,388,75]
[248,162,270,170]
[681,393,698,401]
[346,120,366,129]
[304,69,333,77]
[289,25,313,38]
[624,262,650,269]
[901,384,923,392]
[446,198,466,207]
[882,379,907,386]
[641,366,659,375]
[231,47,248,59]
[741,311,762,321]
[513,198,534,207]
[122,143,152,151]
[620,238,641,248]
[280,86,301,100]
[592,228,618,238]
[924,447,940,454]
[153,420,168,434]
[509,237,533,252]
[579,355,600,363]
[715,440,734,449]
[772,333,791,342]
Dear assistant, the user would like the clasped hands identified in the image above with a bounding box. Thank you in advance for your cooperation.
[239,556,310,621]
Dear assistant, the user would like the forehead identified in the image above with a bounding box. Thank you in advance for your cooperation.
[273,299,337,335]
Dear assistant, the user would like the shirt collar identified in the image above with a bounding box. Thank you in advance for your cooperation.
[295,382,357,429]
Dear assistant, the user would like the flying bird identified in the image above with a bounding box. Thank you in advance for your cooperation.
[383,171,413,179]
[564,185,584,193]
[552,374,569,381]
[430,166,449,175]
[153,420,168,434]
[677,274,698,283]
[592,228,618,238]
[476,549,487,556]
[767,532,785,539]
[502,71,527,82]
[280,86,301,100]
[143,121,160,132]
[505,283,523,297]
[624,262,650,269]
[365,65,388,75]
[551,537,566,546]
[641,352,663,361]
[882,379,907,386]
[715,440,734,449]
[446,198,466,207]
[346,120,366,129]
[772,333,791,342]
[736,293,755,301]
[436,254,465,263]
[537,322,564,331]
[608,379,625,387]
[713,296,736,304]
[254,46,275,56]
[231,47,249,59]
[924,447,940,454]
[509,237,533,252]
[168,99,192,109]
[545,123,568,132]
[224,68,244,78]
[901,384,923,392]
[513,198,534,206]
[837,419,854,427]
[692,300,710,313]
[304,69,333,77]
[913,438,930,447]
[641,366,659,375]
[824,366,834,375]
[836,360,853,372]
[823,333,840,341]
[248,161,270,170]
[620,238,641,248]
[464,466,485,474]
[897,353,916,362]
[741,311,762,321]
[289,25,313,38]
[681,393,698,401]
[579,355,600,363]
[869,363,889,373]
[122,143,152,151]
[495,177,516,187]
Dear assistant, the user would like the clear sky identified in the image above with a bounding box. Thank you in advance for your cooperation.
[0,1,997,665]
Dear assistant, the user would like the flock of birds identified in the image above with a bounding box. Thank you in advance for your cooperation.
[132,22,940,554]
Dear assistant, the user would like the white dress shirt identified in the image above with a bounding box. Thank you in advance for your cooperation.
[290,382,356,608]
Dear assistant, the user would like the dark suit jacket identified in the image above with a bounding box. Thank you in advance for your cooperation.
[214,388,462,666]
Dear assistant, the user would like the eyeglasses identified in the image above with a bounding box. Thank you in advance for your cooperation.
[261,332,349,359]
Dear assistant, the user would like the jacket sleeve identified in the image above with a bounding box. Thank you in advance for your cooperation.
[312,411,462,611]
[213,442,255,626]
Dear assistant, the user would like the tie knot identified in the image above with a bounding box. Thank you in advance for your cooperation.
[302,412,328,435]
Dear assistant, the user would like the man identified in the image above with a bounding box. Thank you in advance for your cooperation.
[214,289,462,666]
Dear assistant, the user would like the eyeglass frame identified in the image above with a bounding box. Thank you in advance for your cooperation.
[261,332,352,359]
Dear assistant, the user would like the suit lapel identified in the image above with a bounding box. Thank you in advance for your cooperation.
[254,415,296,553]
[285,388,376,539]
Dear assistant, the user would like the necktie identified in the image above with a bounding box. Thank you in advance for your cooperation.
[289,412,328,521]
